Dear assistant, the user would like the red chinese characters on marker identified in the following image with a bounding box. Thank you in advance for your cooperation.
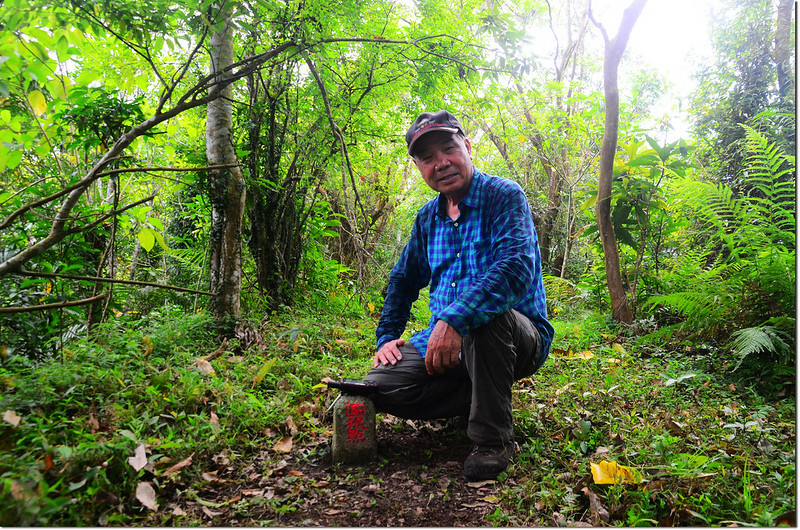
[345,402,367,444]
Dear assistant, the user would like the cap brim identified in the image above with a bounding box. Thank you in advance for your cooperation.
[407,127,460,155]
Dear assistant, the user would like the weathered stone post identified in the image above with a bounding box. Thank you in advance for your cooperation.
[332,394,377,465]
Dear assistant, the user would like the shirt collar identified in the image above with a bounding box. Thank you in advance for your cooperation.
[435,168,484,219]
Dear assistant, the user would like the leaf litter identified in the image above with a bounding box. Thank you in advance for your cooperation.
[145,419,516,527]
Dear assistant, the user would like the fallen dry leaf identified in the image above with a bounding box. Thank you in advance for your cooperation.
[581,486,609,524]
[87,411,100,433]
[3,410,21,427]
[128,444,148,472]
[242,489,264,496]
[162,453,194,476]
[135,482,158,511]
[172,505,186,516]
[285,416,299,436]
[273,436,293,453]
[201,471,223,483]
[194,358,216,375]
[263,426,279,437]
[210,411,220,425]
[467,479,496,488]
[201,506,221,518]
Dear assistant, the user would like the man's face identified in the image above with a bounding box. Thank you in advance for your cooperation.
[412,131,474,202]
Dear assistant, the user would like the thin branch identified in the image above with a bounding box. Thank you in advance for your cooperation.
[63,194,157,237]
[17,270,213,296]
[0,293,108,314]
[0,164,238,231]
[302,51,367,221]
[159,29,210,113]
[587,1,610,44]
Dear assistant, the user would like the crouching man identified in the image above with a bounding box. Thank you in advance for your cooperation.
[366,110,554,480]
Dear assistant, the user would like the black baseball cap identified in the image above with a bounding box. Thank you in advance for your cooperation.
[405,110,464,155]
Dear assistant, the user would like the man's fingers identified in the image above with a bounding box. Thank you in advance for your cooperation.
[374,339,405,367]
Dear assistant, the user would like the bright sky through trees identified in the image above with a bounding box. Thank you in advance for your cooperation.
[615,0,723,139]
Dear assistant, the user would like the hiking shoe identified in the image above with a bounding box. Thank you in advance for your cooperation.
[464,443,514,480]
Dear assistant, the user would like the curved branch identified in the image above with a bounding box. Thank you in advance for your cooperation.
[0,42,295,277]
[0,293,107,314]
[17,270,213,296]
[0,164,237,231]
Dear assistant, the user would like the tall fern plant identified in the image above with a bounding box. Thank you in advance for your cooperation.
[646,121,795,368]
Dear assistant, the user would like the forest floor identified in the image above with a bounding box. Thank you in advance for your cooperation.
[1,307,795,527]
[153,418,514,527]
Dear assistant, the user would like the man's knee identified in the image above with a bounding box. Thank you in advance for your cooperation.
[462,310,542,379]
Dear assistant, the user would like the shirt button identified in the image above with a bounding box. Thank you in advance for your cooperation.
[451,282,456,287]
[456,252,461,258]
[454,222,459,227]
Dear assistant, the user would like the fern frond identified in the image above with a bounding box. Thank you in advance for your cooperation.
[646,291,718,321]
[730,325,793,370]
[167,247,207,271]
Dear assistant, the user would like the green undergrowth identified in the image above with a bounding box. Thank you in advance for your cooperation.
[499,310,796,526]
[0,302,794,526]
[0,302,375,526]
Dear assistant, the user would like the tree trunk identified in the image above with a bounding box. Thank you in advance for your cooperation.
[206,0,245,326]
[774,0,794,101]
[590,0,647,325]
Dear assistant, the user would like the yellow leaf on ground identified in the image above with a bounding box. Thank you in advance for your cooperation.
[576,350,594,359]
[590,460,643,484]
[612,343,626,355]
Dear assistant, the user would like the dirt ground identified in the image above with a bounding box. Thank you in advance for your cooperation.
[153,417,536,527]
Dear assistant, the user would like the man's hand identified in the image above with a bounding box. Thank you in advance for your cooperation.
[373,338,405,368]
[425,320,462,375]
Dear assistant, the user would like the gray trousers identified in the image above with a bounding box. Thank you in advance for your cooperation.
[366,310,544,445]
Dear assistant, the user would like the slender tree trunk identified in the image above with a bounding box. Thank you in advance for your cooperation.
[207,0,244,326]
[590,0,647,324]
[774,0,794,101]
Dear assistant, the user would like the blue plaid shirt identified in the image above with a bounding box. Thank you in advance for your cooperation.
[377,169,554,358]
